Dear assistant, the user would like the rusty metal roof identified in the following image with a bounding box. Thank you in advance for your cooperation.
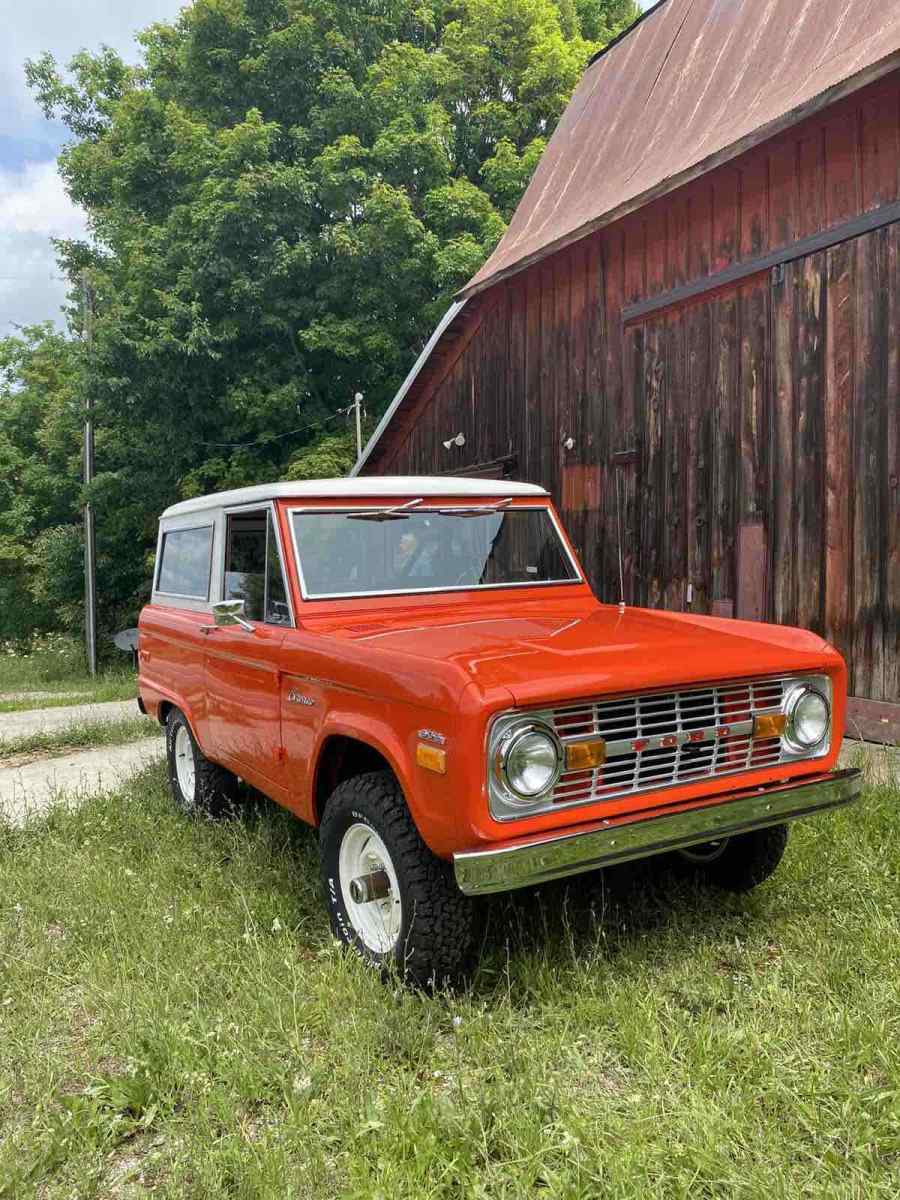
[461,0,900,298]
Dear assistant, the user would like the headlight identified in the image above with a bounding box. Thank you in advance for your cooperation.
[497,723,562,801]
[785,686,830,751]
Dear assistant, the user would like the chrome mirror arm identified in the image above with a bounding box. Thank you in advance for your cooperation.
[211,599,255,632]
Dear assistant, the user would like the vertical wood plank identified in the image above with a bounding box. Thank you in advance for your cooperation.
[852,228,888,698]
[824,110,859,227]
[641,319,666,608]
[508,277,527,466]
[796,131,825,239]
[793,252,827,634]
[624,214,646,305]
[687,181,713,281]
[566,243,589,561]
[712,168,740,271]
[768,137,797,250]
[621,323,644,606]
[666,193,689,292]
[771,260,797,626]
[524,266,542,482]
[859,85,900,211]
[583,235,605,592]
[663,312,688,610]
[886,223,900,701]
[738,279,769,524]
[646,203,666,297]
[740,154,769,259]
[598,231,622,598]
[824,240,854,664]
[686,298,712,613]
[710,293,739,607]
[539,260,556,496]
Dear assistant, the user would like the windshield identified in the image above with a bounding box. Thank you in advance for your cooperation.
[291,506,580,599]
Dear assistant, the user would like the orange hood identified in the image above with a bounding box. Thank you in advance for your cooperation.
[306,597,839,708]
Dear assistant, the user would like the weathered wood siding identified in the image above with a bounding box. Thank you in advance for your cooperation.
[367,73,900,709]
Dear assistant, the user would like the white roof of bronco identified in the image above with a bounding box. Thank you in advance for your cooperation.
[161,476,548,517]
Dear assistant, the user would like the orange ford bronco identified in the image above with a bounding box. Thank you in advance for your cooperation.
[138,478,860,984]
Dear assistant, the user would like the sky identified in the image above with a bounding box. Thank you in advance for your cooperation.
[0,0,656,338]
[0,0,187,336]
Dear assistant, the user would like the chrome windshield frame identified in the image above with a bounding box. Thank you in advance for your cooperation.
[286,503,585,602]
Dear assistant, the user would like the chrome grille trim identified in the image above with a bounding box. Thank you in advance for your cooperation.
[546,676,804,813]
[486,673,833,822]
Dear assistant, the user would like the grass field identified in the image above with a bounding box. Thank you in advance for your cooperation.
[1,756,898,1199]
[0,638,136,713]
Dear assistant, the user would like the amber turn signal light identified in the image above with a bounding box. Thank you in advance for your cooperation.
[564,738,607,771]
[752,713,787,740]
[416,743,447,774]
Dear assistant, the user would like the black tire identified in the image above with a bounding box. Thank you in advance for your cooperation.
[676,823,790,892]
[319,770,476,988]
[165,708,241,819]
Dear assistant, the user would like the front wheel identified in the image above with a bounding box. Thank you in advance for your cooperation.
[319,771,476,988]
[675,823,790,892]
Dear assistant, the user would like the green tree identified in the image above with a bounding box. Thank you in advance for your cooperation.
[0,326,83,638]
[17,0,637,634]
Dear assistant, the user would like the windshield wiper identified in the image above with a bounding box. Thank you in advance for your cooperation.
[436,498,514,517]
[349,498,425,522]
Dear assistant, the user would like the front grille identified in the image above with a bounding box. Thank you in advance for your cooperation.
[550,677,789,809]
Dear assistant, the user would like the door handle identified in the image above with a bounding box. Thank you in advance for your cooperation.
[200,625,217,636]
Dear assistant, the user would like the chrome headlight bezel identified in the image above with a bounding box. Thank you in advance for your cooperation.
[782,681,832,755]
[489,714,563,819]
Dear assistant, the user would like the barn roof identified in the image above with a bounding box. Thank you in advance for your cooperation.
[355,0,900,476]
[461,0,900,298]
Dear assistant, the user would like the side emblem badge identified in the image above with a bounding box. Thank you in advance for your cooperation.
[287,690,315,707]
[417,728,446,746]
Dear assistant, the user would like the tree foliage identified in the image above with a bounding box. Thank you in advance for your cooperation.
[8,0,637,638]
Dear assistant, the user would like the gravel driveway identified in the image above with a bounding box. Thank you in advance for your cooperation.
[0,698,143,741]
[0,738,165,826]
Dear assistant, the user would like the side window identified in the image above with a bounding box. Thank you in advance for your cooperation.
[156,525,213,599]
[224,509,291,625]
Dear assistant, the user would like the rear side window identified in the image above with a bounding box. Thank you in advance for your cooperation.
[156,525,214,599]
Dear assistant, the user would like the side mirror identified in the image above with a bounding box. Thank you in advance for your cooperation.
[212,599,254,633]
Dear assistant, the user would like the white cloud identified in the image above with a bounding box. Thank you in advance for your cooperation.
[1,0,190,145]
[0,160,87,239]
[0,161,88,331]
[0,1,185,331]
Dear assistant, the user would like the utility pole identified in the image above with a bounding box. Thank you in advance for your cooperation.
[81,271,98,677]
[353,391,364,462]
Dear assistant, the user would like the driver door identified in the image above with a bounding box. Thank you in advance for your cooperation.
[204,505,292,789]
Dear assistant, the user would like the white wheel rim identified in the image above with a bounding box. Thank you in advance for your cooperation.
[174,725,196,802]
[339,823,402,954]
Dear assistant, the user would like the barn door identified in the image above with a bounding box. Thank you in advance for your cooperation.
[771,227,899,710]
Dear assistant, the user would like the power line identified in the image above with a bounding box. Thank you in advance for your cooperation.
[197,402,356,449]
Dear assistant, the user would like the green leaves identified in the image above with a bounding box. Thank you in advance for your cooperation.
[9,0,639,639]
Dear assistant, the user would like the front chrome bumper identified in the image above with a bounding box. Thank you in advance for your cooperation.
[453,769,862,896]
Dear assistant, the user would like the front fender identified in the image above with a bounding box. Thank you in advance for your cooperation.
[310,711,462,858]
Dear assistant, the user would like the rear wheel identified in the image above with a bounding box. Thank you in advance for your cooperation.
[675,824,790,892]
[319,770,476,988]
[165,709,241,818]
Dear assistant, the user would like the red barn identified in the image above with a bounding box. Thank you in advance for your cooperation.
[355,0,900,741]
